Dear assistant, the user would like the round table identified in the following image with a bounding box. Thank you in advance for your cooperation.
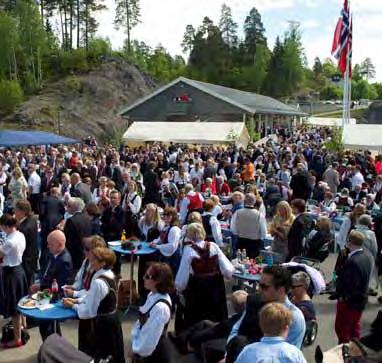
[18,299,77,333]
[109,241,156,306]
[233,271,261,282]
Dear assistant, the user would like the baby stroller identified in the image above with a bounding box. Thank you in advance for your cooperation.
[283,257,326,347]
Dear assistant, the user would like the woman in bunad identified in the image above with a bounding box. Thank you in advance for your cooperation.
[175,223,234,330]
[0,214,28,348]
[130,263,174,363]
[63,247,125,363]
[150,207,182,277]
[122,180,142,238]
[137,203,164,297]
[174,164,190,190]
[129,163,145,196]
[92,176,110,205]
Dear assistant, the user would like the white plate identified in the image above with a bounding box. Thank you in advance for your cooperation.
[108,241,121,247]
[18,297,38,309]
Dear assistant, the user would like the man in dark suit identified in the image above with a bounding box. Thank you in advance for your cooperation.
[15,200,38,287]
[143,161,160,205]
[287,199,314,261]
[63,197,92,271]
[290,165,311,201]
[30,230,73,340]
[39,187,66,265]
[335,230,373,344]
[69,173,92,205]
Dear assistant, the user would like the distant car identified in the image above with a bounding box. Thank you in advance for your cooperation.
[359,99,370,107]
[335,100,342,105]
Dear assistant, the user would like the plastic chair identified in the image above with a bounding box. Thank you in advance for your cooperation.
[290,256,321,270]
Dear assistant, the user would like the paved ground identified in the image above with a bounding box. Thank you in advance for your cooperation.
[1,254,381,363]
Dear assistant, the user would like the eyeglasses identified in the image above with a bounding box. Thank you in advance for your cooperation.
[291,285,303,289]
[143,273,154,280]
[259,283,272,290]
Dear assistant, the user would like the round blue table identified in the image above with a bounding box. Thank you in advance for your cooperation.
[18,300,77,333]
[233,272,261,282]
[109,241,156,305]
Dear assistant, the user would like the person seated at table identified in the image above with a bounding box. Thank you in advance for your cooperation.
[336,187,354,209]
[349,184,366,205]
[216,176,230,196]
[130,262,175,363]
[230,193,267,259]
[63,247,125,362]
[201,199,223,247]
[235,303,307,363]
[201,177,217,197]
[0,214,28,348]
[175,223,234,330]
[290,272,317,322]
[30,230,73,341]
[320,191,337,213]
[305,216,333,262]
[150,207,182,276]
[365,193,380,214]
[269,201,295,263]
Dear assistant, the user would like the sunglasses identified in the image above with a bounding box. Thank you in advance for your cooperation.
[143,273,154,280]
[259,283,272,290]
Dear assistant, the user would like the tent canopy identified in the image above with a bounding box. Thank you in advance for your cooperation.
[307,117,356,127]
[343,124,382,150]
[122,122,250,148]
[0,131,77,147]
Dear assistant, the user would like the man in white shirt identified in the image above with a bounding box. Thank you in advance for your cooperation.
[351,166,365,191]
[27,164,42,214]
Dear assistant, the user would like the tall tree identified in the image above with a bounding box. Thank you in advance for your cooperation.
[181,24,195,53]
[218,3,237,47]
[0,11,18,80]
[114,0,140,53]
[243,7,266,59]
[313,57,323,77]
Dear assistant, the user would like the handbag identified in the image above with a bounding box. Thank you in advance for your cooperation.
[117,279,138,309]
[1,321,30,345]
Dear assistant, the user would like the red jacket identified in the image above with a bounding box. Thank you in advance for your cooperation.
[216,182,230,195]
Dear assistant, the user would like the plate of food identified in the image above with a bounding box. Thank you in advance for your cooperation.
[108,241,121,247]
[18,297,38,309]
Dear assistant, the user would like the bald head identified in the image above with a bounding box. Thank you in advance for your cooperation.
[47,230,66,255]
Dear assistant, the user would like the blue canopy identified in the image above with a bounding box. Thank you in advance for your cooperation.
[0,130,77,147]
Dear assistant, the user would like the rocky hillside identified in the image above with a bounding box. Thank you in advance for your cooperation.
[2,57,157,139]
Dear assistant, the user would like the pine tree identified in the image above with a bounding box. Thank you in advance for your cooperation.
[218,4,238,47]
[244,7,267,59]
[181,24,195,53]
[114,0,140,53]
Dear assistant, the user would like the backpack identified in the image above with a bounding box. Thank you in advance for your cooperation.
[1,321,30,345]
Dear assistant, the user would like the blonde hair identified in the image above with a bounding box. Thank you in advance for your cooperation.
[259,302,292,336]
[275,201,294,226]
[187,211,202,224]
[13,167,23,179]
[144,203,161,226]
[186,223,206,242]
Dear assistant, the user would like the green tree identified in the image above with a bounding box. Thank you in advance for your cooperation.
[321,84,343,100]
[322,58,337,78]
[313,57,322,77]
[264,36,286,97]
[114,0,140,53]
[0,79,23,113]
[373,83,382,99]
[181,24,195,53]
[218,4,237,47]
[0,11,18,80]
[243,7,267,58]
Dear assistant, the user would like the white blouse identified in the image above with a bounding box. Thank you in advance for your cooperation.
[131,292,172,357]
[175,240,234,292]
[153,225,181,257]
[72,269,114,319]
[0,230,25,267]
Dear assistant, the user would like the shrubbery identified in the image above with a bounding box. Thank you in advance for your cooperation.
[0,80,24,114]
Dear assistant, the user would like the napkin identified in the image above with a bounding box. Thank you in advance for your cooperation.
[38,304,54,310]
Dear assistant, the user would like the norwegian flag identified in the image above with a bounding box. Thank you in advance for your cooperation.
[331,0,352,77]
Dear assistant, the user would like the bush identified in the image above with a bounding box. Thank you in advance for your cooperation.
[58,49,89,74]
[0,80,24,114]
[66,76,82,92]
[87,38,112,64]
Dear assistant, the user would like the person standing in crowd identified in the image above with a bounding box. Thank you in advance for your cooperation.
[175,223,234,329]
[143,161,160,205]
[14,200,38,287]
[323,162,340,194]
[63,197,92,272]
[201,199,223,246]
[241,158,255,183]
[235,303,307,363]
[122,180,142,238]
[0,214,28,348]
[8,167,28,208]
[290,272,316,322]
[30,230,73,340]
[63,247,124,362]
[27,164,42,214]
[287,199,314,261]
[305,216,332,262]
[85,203,102,236]
[184,183,204,216]
[231,193,267,259]
[351,165,365,191]
[130,263,174,363]
[70,173,92,205]
[335,230,372,344]
[269,201,295,262]
[290,165,311,201]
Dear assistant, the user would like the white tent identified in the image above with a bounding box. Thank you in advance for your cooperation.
[122,122,250,148]
[307,117,356,127]
[343,124,382,150]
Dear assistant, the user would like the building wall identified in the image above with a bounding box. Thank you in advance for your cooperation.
[123,81,246,122]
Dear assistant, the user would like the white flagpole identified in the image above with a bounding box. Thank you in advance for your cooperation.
[342,58,348,128]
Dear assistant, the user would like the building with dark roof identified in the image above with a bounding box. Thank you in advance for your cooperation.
[119,77,307,134]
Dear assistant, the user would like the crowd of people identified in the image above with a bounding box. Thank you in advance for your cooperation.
[0,126,382,362]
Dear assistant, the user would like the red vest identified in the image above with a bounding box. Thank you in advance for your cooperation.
[187,193,203,211]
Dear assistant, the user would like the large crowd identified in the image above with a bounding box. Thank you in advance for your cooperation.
[1,127,382,362]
